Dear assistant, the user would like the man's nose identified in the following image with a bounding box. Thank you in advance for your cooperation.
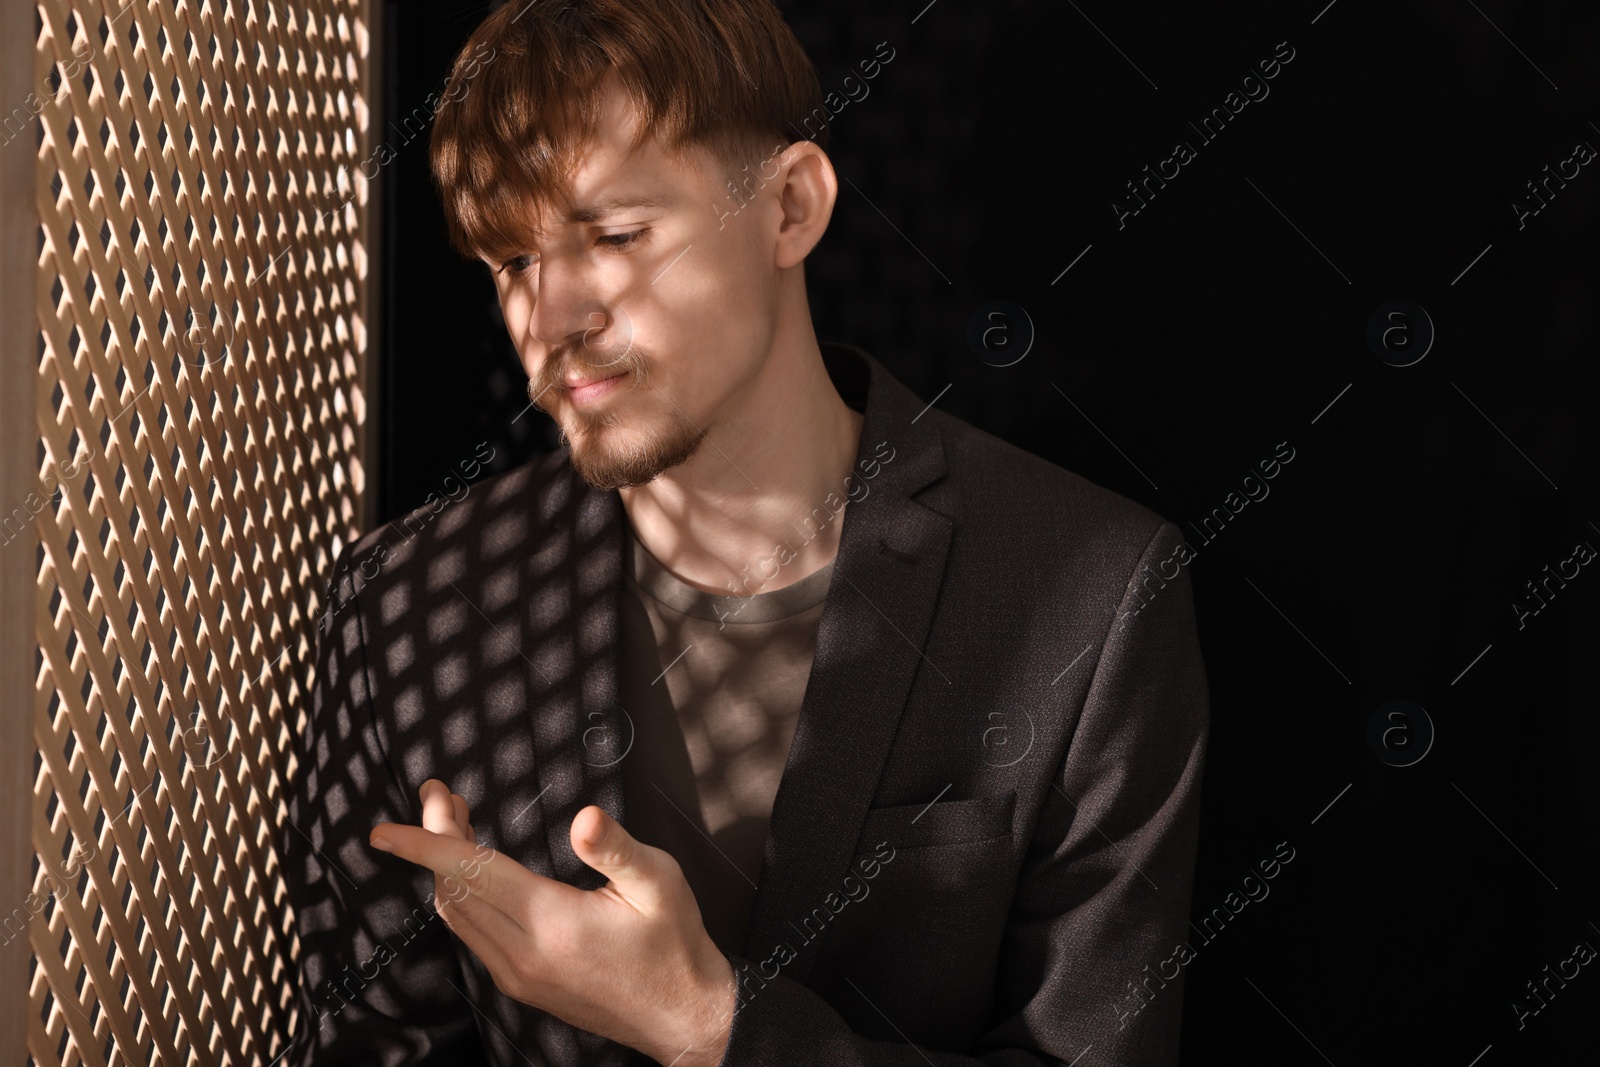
[524,255,596,349]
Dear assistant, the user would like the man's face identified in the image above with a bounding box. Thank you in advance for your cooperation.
[485,79,789,490]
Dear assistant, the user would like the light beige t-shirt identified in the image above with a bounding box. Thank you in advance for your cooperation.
[617,526,835,956]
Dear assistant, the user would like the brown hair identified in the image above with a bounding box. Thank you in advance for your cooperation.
[429,0,829,263]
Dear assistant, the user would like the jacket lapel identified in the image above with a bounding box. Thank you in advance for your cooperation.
[740,347,950,981]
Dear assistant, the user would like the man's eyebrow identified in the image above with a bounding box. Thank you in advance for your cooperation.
[478,194,675,260]
[562,193,674,224]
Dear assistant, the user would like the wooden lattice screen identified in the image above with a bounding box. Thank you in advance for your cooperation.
[11,0,378,1061]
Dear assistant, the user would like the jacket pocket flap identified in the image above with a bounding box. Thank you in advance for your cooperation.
[855,790,1017,854]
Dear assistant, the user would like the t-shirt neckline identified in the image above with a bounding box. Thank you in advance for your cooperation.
[624,527,835,624]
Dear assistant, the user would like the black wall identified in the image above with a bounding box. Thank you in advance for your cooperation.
[381,2,1599,1062]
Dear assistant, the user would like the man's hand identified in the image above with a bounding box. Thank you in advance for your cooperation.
[370,780,736,1067]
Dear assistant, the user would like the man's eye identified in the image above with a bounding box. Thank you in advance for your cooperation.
[496,229,647,274]
[598,228,648,250]
[498,253,538,275]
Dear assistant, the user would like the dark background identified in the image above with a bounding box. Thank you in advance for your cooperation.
[378,1,1598,1062]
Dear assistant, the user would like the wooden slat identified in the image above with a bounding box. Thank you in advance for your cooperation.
[2,0,38,1049]
[25,1,374,1061]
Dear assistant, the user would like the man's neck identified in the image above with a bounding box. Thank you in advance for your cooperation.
[618,339,865,597]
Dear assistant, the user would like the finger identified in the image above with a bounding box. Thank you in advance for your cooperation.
[420,779,466,840]
[451,792,473,837]
[571,805,669,913]
[430,868,524,972]
[374,824,524,941]
[370,822,571,927]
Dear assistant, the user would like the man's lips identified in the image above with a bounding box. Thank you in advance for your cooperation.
[561,371,628,405]
[561,371,625,391]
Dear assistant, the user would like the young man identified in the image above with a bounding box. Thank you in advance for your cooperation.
[283,2,1210,1065]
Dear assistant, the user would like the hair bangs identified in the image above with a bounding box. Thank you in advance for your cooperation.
[429,0,829,262]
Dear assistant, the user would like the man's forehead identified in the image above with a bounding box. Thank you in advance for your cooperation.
[482,79,718,253]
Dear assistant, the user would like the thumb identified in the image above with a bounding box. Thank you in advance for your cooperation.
[572,805,669,912]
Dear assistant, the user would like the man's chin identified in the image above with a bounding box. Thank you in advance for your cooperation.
[562,424,708,491]
[569,453,668,491]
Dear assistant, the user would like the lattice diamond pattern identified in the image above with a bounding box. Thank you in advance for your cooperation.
[26,1,371,1062]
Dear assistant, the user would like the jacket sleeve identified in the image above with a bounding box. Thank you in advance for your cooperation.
[282,539,490,1065]
[712,520,1210,1067]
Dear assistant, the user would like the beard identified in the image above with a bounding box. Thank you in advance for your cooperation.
[530,341,709,491]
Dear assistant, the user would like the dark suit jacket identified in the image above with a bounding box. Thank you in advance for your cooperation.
[283,342,1210,1067]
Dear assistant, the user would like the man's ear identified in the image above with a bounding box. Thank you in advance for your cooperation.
[773,141,838,269]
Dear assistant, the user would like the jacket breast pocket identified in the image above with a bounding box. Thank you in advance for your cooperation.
[854,790,1016,855]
